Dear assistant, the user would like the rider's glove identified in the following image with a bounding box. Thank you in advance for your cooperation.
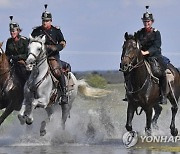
[46,44,64,53]
[46,45,58,52]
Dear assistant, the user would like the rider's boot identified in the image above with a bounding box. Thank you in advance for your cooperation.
[59,74,68,104]
[159,75,167,105]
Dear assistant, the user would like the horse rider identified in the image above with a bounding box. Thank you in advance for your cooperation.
[31,4,70,104]
[135,6,167,104]
[5,16,29,86]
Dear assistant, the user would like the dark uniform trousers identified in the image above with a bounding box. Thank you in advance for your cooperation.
[48,56,67,96]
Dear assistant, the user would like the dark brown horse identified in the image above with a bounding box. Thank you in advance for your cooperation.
[120,32,180,136]
[0,44,23,125]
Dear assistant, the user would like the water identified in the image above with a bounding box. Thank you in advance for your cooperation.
[0,84,180,154]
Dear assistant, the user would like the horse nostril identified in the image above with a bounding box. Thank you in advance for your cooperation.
[124,64,128,69]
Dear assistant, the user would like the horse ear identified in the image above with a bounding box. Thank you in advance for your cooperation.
[29,34,33,41]
[41,35,46,43]
[124,32,128,40]
[134,32,138,40]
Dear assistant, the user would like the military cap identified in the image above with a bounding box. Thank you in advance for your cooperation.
[41,4,52,20]
[141,6,154,22]
[9,16,22,32]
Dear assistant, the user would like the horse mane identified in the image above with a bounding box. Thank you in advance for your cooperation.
[77,79,111,98]
[29,34,46,43]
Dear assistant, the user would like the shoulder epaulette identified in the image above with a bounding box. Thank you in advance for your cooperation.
[20,36,27,40]
[153,28,158,32]
[54,26,60,30]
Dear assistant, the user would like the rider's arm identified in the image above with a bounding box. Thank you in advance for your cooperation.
[55,28,66,52]
[148,30,162,56]
[16,37,29,60]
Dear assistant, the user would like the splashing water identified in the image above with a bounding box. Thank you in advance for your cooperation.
[0,83,180,148]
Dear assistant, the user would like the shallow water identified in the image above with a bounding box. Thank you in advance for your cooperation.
[0,84,180,153]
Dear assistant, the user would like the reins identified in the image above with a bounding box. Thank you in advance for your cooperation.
[27,40,50,93]
[121,39,150,94]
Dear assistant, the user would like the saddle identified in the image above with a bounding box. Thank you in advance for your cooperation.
[48,70,75,106]
[145,60,175,87]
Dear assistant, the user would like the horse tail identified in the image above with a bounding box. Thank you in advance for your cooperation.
[76,79,111,98]
[136,107,143,115]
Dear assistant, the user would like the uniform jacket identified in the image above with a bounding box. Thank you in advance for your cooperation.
[136,28,162,57]
[5,35,29,61]
[31,25,65,57]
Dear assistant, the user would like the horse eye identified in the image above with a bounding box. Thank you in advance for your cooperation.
[38,48,41,51]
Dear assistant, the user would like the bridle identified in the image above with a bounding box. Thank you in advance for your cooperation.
[27,39,50,92]
[120,38,149,94]
[27,40,47,67]
[120,39,144,73]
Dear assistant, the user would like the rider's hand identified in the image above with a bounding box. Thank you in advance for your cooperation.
[60,41,66,48]
[46,45,58,52]
[141,50,149,56]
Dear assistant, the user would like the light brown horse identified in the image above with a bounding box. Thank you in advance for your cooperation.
[120,32,180,136]
[0,43,23,125]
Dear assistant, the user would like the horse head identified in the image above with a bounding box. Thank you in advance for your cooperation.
[120,32,143,73]
[26,35,46,71]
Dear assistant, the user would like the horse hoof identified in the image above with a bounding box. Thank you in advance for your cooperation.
[125,125,132,132]
[26,117,33,125]
[40,130,46,136]
[171,128,178,136]
[145,128,151,136]
[18,114,26,125]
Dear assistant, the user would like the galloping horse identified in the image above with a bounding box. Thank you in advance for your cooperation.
[120,32,180,136]
[18,35,110,136]
[0,43,24,125]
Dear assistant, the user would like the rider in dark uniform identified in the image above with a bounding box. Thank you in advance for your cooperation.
[31,4,69,104]
[5,16,29,85]
[135,6,167,104]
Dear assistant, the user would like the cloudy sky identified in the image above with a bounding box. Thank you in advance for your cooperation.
[0,0,180,71]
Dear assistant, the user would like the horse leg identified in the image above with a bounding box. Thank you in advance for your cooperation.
[18,104,26,125]
[0,103,14,125]
[170,104,178,136]
[145,108,152,136]
[125,104,135,132]
[61,104,71,130]
[40,106,53,136]
[23,99,36,125]
[168,81,179,136]
[152,104,162,130]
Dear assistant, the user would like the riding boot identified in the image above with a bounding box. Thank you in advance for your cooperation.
[159,75,167,105]
[59,74,68,104]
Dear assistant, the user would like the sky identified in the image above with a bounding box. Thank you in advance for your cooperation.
[0,0,180,71]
